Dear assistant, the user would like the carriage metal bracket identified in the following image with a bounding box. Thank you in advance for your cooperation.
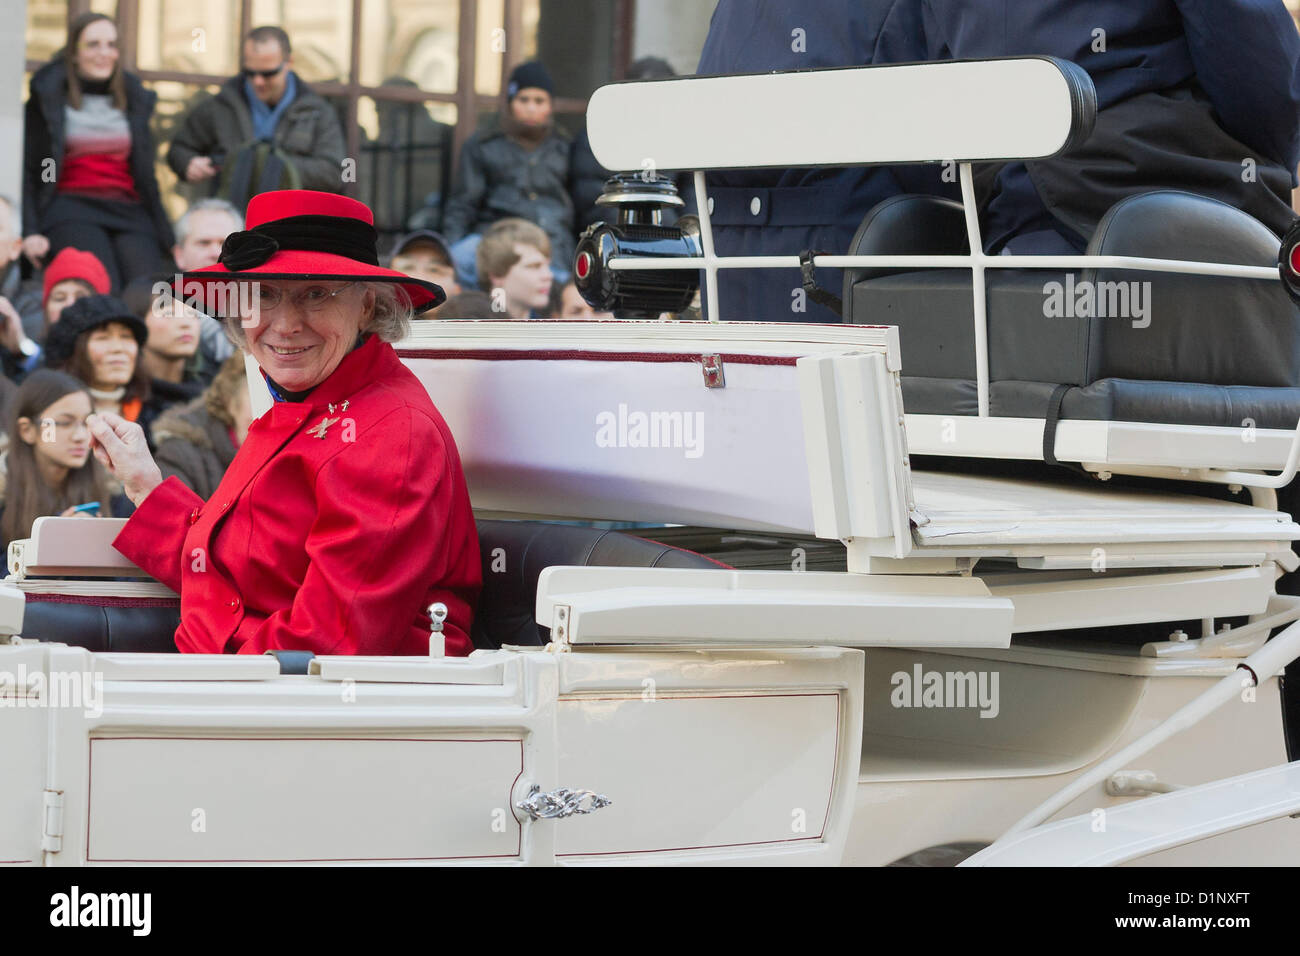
[1106,770,1183,797]
[516,784,612,820]
[701,354,725,388]
[547,603,573,651]
[41,790,64,853]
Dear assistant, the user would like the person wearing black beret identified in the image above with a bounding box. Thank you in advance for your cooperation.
[43,293,150,425]
[440,60,576,285]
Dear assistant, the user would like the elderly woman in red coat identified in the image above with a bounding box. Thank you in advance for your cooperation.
[86,189,481,656]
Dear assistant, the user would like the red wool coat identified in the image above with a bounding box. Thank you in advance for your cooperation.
[113,335,481,656]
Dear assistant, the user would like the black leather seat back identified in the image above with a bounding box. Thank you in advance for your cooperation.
[848,267,1089,383]
[842,195,972,379]
[843,194,1088,384]
[473,520,727,649]
[840,194,968,291]
[845,188,1300,427]
[1084,190,1300,387]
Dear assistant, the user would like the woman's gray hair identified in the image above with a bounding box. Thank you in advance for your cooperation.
[368,282,413,342]
[222,280,412,349]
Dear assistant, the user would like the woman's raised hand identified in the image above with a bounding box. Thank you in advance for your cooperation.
[87,412,163,506]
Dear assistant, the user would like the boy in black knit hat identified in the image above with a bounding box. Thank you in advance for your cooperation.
[441,61,575,287]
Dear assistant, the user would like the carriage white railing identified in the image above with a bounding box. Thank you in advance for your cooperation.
[586,59,1300,491]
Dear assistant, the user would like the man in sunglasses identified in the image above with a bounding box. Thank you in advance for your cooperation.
[166,25,345,212]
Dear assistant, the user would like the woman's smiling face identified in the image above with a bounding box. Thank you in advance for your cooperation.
[84,321,139,389]
[242,280,373,392]
[75,18,119,82]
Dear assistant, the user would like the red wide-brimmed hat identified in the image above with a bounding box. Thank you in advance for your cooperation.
[176,190,446,315]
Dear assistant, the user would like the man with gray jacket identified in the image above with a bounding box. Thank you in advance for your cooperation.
[166,26,346,211]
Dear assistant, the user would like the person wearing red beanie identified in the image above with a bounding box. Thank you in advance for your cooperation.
[41,246,113,354]
[43,246,113,323]
[0,247,114,381]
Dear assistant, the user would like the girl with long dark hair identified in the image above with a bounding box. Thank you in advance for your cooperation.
[0,369,117,550]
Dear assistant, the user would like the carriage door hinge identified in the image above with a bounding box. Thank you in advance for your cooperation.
[41,789,64,852]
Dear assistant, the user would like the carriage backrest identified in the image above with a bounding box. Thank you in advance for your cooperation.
[586,57,1096,173]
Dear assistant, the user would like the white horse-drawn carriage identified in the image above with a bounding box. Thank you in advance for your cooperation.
[4,58,1300,866]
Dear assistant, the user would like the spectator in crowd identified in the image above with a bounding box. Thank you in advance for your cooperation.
[388,230,461,318]
[442,61,575,285]
[438,290,498,319]
[22,13,173,292]
[166,25,347,212]
[555,280,614,320]
[476,218,553,319]
[42,247,111,331]
[0,196,43,345]
[172,198,243,274]
[2,247,111,381]
[0,369,129,552]
[43,295,149,426]
[0,300,40,382]
[170,198,241,367]
[569,56,677,233]
[152,352,250,499]
[122,276,205,444]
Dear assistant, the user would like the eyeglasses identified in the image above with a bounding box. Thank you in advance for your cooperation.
[249,282,359,313]
[242,62,286,80]
[40,417,90,435]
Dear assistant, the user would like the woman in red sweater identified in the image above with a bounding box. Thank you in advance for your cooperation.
[21,13,174,292]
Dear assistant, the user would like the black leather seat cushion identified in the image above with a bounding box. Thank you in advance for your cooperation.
[902,376,1300,430]
[21,595,180,652]
[853,268,1092,384]
[844,195,1096,384]
[473,520,729,649]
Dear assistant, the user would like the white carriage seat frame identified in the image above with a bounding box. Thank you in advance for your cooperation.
[585,58,1300,494]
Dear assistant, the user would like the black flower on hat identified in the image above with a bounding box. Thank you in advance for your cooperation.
[219,231,280,271]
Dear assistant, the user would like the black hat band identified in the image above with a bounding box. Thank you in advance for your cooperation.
[219,214,380,272]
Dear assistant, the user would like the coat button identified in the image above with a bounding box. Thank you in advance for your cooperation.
[227,598,240,611]
[750,196,762,216]
[189,508,201,525]
[528,191,538,200]
[219,502,230,512]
